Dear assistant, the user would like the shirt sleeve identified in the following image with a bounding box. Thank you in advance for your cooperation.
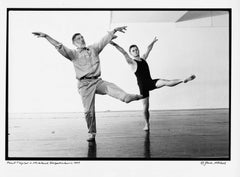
[55,43,75,61]
[92,31,114,54]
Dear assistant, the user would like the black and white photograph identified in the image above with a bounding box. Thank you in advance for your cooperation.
[1,0,240,176]
[7,9,230,159]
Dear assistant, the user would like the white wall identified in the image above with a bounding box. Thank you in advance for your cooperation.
[8,11,229,113]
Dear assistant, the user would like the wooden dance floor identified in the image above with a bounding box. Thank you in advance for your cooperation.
[8,109,229,159]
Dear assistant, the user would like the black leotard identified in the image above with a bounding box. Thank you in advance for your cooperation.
[134,59,158,98]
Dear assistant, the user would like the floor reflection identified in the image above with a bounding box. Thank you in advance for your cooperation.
[87,141,97,158]
[144,131,151,158]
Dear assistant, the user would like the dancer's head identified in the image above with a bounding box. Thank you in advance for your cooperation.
[72,33,86,48]
[129,45,140,58]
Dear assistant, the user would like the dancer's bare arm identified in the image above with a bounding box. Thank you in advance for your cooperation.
[32,32,63,47]
[110,41,134,65]
[142,37,158,60]
[32,32,74,60]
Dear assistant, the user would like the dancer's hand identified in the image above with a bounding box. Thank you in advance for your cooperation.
[152,36,158,43]
[114,26,127,33]
[32,32,47,38]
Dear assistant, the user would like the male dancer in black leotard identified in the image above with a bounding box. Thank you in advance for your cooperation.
[110,37,196,131]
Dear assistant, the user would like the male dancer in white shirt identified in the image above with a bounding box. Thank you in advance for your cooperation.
[33,26,142,141]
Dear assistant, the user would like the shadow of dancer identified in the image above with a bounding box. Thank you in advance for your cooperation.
[144,131,151,158]
[87,141,97,158]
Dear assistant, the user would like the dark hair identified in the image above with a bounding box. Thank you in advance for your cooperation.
[72,33,81,42]
[129,44,138,53]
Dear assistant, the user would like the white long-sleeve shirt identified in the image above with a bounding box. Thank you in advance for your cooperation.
[55,31,114,79]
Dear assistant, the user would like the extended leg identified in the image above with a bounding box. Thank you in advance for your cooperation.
[156,79,183,88]
[142,97,150,131]
[155,74,196,88]
[96,80,143,103]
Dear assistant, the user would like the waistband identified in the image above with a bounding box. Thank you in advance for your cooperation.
[79,76,99,81]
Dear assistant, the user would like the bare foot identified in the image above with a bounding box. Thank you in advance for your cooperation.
[143,123,150,131]
[184,75,196,83]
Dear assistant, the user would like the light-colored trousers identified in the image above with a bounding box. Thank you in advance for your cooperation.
[78,78,129,134]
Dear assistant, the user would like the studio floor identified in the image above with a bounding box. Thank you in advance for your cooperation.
[8,109,229,159]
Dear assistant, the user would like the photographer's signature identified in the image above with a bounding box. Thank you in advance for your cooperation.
[201,161,227,166]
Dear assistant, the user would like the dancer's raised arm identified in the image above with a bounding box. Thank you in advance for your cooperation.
[142,37,158,60]
[32,32,74,60]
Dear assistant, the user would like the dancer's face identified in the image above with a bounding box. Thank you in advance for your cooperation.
[73,34,86,48]
[130,46,140,57]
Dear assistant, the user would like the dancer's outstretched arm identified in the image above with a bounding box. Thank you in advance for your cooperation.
[32,32,74,60]
[110,41,134,65]
[142,37,158,60]
[32,32,60,46]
